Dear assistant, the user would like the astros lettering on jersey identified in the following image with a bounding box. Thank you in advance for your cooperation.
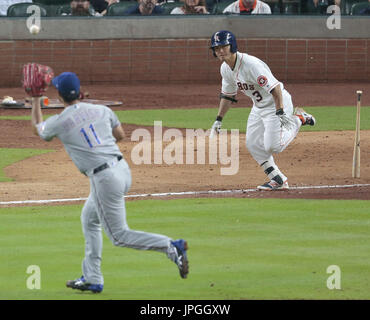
[221,52,281,109]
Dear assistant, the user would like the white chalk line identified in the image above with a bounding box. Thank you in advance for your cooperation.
[1,183,370,206]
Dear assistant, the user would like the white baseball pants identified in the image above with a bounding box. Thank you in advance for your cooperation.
[246,90,302,166]
[81,159,172,285]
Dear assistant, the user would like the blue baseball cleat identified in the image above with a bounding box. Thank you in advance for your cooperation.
[66,275,103,293]
[170,239,189,279]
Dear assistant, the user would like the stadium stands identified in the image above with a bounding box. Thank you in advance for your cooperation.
[33,0,70,4]
[55,4,72,16]
[7,3,48,17]
[159,1,182,14]
[350,1,370,14]
[211,0,234,14]
[6,0,365,15]
[106,1,136,15]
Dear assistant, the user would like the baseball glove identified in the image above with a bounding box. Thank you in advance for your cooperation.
[23,63,54,97]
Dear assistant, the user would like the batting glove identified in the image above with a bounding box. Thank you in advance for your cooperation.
[276,108,294,130]
[210,116,222,137]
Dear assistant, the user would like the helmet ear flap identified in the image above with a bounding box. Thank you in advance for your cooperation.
[229,34,237,54]
[212,48,217,58]
[231,43,237,54]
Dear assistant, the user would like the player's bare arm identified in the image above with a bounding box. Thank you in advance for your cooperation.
[31,97,43,136]
[270,85,293,128]
[217,95,234,118]
[113,124,125,142]
[270,85,284,112]
[209,96,234,137]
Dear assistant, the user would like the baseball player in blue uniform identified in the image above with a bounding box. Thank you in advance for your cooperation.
[26,65,189,293]
[209,31,316,190]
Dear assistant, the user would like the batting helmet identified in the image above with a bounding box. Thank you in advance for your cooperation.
[52,72,80,103]
[210,30,238,57]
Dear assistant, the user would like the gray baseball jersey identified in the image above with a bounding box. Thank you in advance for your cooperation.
[36,102,123,174]
[36,102,173,285]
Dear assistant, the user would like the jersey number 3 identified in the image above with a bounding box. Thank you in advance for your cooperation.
[80,124,101,148]
[237,82,263,102]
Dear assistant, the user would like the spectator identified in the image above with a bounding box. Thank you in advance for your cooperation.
[305,0,322,14]
[223,0,271,14]
[170,0,210,14]
[304,0,341,15]
[124,0,164,15]
[334,0,341,6]
[70,0,97,16]
[359,0,370,14]
[0,0,31,16]
[90,0,119,15]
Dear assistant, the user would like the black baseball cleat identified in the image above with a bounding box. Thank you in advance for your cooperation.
[170,239,189,279]
[258,174,289,191]
[66,275,103,293]
[258,179,289,191]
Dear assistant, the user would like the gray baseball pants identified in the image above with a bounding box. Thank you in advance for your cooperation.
[81,159,172,285]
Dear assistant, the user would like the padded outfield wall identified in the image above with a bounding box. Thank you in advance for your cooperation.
[0,15,369,86]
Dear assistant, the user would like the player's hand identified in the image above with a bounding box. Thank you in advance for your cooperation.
[210,120,222,138]
[194,6,209,14]
[276,108,293,130]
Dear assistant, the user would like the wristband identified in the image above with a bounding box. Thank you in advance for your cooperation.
[219,94,238,104]
[216,116,223,121]
[275,108,284,116]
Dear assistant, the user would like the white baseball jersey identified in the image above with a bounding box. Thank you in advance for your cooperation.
[170,6,210,14]
[221,51,283,109]
[0,0,31,16]
[223,0,271,14]
[170,7,186,14]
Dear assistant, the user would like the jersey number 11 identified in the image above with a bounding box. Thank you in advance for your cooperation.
[80,124,101,148]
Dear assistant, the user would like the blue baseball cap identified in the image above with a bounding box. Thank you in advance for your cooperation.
[52,72,80,101]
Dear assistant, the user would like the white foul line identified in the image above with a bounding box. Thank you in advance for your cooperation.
[1,183,370,206]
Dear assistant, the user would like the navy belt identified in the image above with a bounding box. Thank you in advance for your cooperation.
[93,155,122,175]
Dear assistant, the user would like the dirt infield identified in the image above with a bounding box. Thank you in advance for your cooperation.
[1,82,370,203]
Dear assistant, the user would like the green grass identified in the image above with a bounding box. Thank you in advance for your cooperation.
[2,107,369,132]
[0,198,369,300]
[115,107,370,132]
[0,115,53,121]
[0,148,53,182]
[0,115,32,121]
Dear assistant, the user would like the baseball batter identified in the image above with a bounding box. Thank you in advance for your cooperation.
[24,64,189,293]
[209,31,316,190]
